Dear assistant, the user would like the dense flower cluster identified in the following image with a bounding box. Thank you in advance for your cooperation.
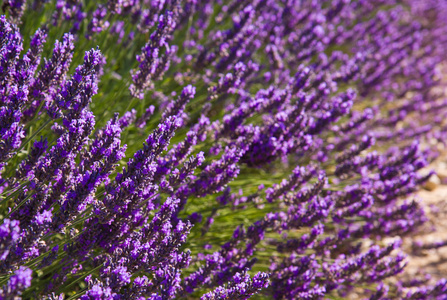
[1,0,447,299]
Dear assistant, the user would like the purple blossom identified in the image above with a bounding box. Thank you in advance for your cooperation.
[0,219,20,260]
[1,266,32,298]
[201,271,269,300]
[0,0,446,299]
[130,11,177,99]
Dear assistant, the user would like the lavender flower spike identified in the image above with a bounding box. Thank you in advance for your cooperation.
[0,266,32,298]
[201,271,269,300]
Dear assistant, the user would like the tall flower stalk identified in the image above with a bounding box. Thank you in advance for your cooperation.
[0,0,447,299]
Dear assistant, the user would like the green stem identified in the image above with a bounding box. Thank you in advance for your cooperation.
[0,181,29,201]
[15,119,52,156]
[6,192,33,218]
[61,264,103,297]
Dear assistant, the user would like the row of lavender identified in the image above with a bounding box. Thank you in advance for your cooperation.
[1,0,447,299]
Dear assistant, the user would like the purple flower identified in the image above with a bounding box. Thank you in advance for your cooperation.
[130,11,177,99]
[0,219,20,260]
[25,33,75,120]
[1,266,32,298]
[201,271,269,300]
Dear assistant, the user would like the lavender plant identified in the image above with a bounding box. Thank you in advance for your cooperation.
[1,0,447,299]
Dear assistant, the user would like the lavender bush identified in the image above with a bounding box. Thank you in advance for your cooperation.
[1,0,447,299]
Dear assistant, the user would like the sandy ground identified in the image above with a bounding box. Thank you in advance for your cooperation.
[348,160,447,299]
[402,179,447,282]
[395,158,447,296]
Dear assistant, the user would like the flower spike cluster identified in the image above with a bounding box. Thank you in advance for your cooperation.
[0,0,447,299]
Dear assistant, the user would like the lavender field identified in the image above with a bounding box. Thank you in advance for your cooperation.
[1,0,447,299]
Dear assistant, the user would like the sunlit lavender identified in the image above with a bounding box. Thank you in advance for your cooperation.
[1,0,447,299]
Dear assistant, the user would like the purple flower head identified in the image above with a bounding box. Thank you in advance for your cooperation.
[1,1,447,299]
[33,209,52,225]
[130,11,178,99]
[3,0,26,24]
[6,266,32,296]
[201,271,269,300]
[0,219,20,260]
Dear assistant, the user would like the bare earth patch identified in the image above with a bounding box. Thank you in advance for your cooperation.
[402,161,447,284]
